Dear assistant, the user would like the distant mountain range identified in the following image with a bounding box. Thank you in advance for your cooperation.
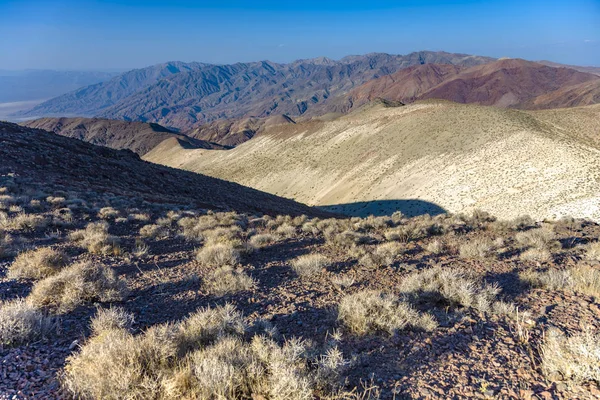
[0,69,118,103]
[19,51,494,128]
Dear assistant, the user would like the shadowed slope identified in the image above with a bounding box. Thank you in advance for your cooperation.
[0,121,329,216]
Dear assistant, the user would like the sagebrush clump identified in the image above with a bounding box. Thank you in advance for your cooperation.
[8,247,69,280]
[0,299,54,347]
[541,328,600,383]
[70,222,121,255]
[291,254,330,277]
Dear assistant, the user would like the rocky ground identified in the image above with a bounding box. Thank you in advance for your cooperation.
[1,175,600,399]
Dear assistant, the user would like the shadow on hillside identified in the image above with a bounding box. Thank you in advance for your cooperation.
[319,199,447,218]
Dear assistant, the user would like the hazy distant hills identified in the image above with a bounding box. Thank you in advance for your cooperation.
[342,59,600,110]
[20,51,494,129]
[0,69,117,103]
[145,100,600,221]
[21,117,224,155]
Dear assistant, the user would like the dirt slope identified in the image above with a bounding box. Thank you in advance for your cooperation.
[21,117,224,155]
[0,121,328,216]
[145,101,600,221]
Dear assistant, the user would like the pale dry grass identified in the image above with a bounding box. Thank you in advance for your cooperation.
[195,242,241,267]
[458,237,497,260]
[203,266,256,296]
[98,207,120,220]
[291,254,331,277]
[338,290,437,336]
[359,242,404,268]
[521,265,600,297]
[399,265,500,313]
[520,248,552,263]
[0,299,54,347]
[70,222,122,255]
[8,247,69,280]
[249,233,279,248]
[28,260,129,313]
[90,307,135,335]
[516,228,561,251]
[542,328,600,383]
[0,213,48,232]
[584,242,600,261]
[139,224,167,239]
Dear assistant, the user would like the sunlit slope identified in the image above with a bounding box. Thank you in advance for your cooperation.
[145,101,600,220]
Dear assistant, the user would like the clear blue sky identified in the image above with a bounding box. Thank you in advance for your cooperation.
[1,0,599,70]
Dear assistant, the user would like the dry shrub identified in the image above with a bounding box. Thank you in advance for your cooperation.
[70,222,121,255]
[64,304,348,400]
[516,228,561,251]
[276,223,297,238]
[327,230,372,250]
[425,239,446,255]
[338,290,437,336]
[521,265,600,297]
[291,254,330,277]
[0,232,14,259]
[28,260,128,313]
[8,247,69,280]
[331,274,355,290]
[249,233,279,248]
[140,224,167,239]
[202,226,243,245]
[459,237,497,259]
[520,248,552,263]
[584,242,600,262]
[384,221,427,243]
[127,213,151,222]
[359,242,404,269]
[399,266,500,313]
[91,307,135,335]
[98,207,120,220]
[203,266,256,296]
[541,328,600,383]
[196,242,240,267]
[178,212,245,241]
[0,213,48,232]
[0,299,54,347]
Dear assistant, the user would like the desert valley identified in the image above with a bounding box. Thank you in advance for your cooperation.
[1,2,600,399]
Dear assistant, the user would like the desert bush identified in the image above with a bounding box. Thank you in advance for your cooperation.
[127,213,151,222]
[70,222,121,255]
[0,213,48,232]
[516,228,561,251]
[140,224,167,239]
[520,248,552,263]
[98,207,120,220]
[28,260,128,313]
[399,266,500,313]
[458,237,497,259]
[338,290,437,336]
[249,233,279,248]
[276,223,297,238]
[0,299,54,347]
[291,254,330,277]
[64,304,348,399]
[359,242,404,268]
[91,307,135,335]
[202,226,243,245]
[179,212,246,241]
[521,265,600,297]
[196,242,240,267]
[384,222,426,243]
[0,232,14,259]
[8,247,69,280]
[51,208,74,226]
[327,230,372,250]
[46,196,66,208]
[331,274,355,290]
[425,239,446,255]
[541,328,600,383]
[584,242,600,262]
[203,266,256,296]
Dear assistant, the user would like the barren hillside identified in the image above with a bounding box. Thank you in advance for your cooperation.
[145,101,600,221]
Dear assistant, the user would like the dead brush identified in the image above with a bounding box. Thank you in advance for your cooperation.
[139,224,168,239]
[358,242,404,269]
[203,265,256,296]
[520,264,600,297]
[291,253,331,277]
[97,207,120,220]
[0,213,48,232]
[384,222,426,243]
[399,265,500,313]
[541,328,600,383]
[326,229,372,250]
[0,232,14,259]
[458,237,498,260]
[28,260,129,313]
[8,247,69,280]
[338,290,437,336]
[0,298,54,347]
[196,242,241,267]
[516,227,561,252]
[584,242,600,261]
[249,233,279,248]
[70,221,122,256]
[64,304,350,400]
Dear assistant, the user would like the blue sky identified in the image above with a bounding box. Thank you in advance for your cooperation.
[1,0,599,70]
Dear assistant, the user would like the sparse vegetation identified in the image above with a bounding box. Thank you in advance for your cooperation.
[338,290,437,335]
[584,242,600,261]
[196,242,241,267]
[459,237,497,259]
[0,299,54,347]
[139,223,167,239]
[28,260,129,312]
[359,242,404,268]
[203,265,256,296]
[399,265,500,313]
[98,207,120,220]
[8,247,69,280]
[291,253,330,277]
[70,222,122,255]
[541,328,600,383]
[249,233,279,248]
[521,265,600,297]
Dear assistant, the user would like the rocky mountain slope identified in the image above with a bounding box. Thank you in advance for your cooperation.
[19,52,494,129]
[145,101,600,221]
[342,59,600,110]
[0,121,327,216]
[21,117,224,155]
